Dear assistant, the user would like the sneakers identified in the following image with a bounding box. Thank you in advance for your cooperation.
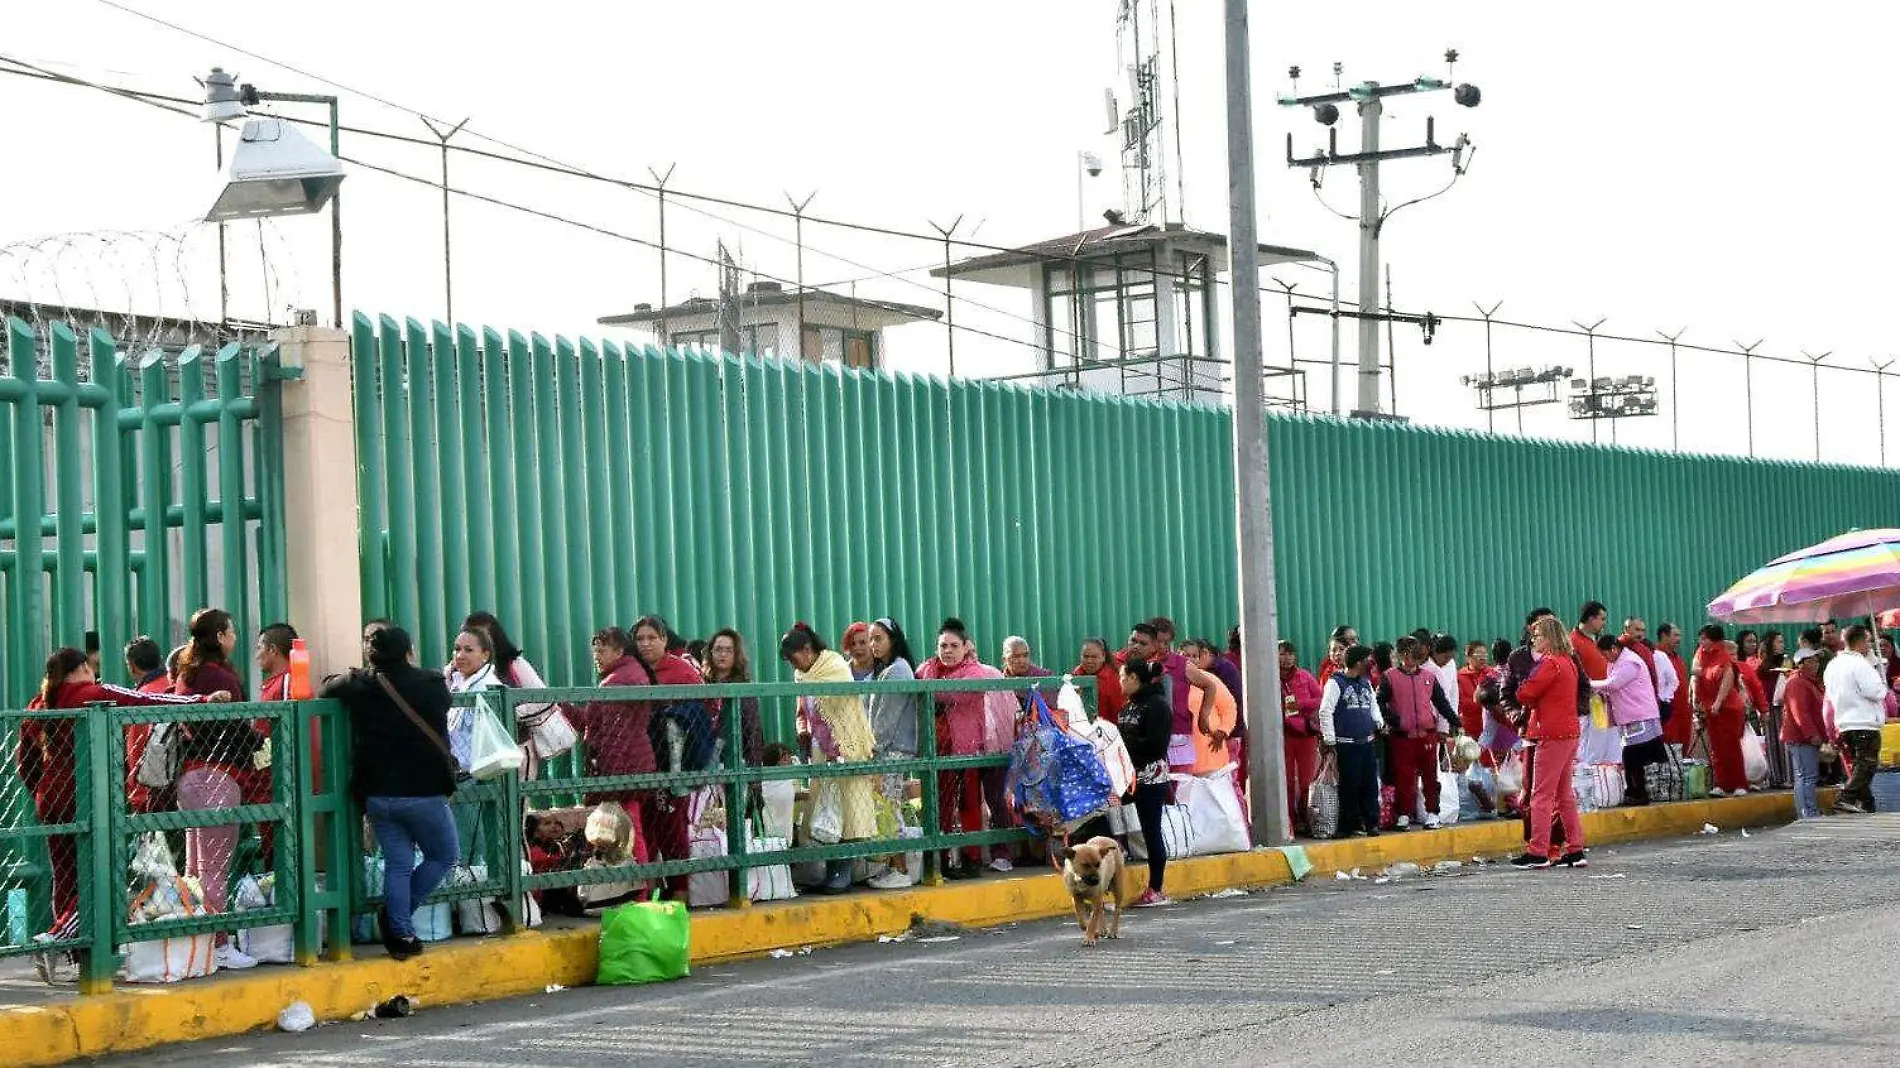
[1555,851,1589,869]
[989,856,1015,873]
[1131,888,1171,908]
[1509,853,1552,870]
[868,869,914,891]
[215,943,258,971]
[1709,788,1728,798]
[1423,813,1441,830]
[1395,815,1412,830]
[1835,800,1867,815]
[945,858,980,880]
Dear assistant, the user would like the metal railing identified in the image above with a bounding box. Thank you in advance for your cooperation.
[0,673,1089,992]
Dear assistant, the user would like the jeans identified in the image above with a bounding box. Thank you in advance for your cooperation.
[1788,743,1821,819]
[1132,781,1170,892]
[1841,730,1881,811]
[366,795,459,939]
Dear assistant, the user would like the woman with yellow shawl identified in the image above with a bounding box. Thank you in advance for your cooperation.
[781,623,880,894]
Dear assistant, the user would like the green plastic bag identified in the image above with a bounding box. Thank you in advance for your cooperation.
[1683,763,1710,800]
[597,901,691,986]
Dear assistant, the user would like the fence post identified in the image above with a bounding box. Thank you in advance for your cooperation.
[272,325,364,682]
[81,704,116,993]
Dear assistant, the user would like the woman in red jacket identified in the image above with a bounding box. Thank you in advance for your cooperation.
[16,647,220,941]
[1074,638,1125,725]
[170,608,256,932]
[1278,640,1324,836]
[1691,625,1751,796]
[1511,618,1587,870]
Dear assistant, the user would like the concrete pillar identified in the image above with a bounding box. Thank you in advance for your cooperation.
[272,325,363,681]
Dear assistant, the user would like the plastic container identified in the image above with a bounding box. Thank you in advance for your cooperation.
[288,638,313,700]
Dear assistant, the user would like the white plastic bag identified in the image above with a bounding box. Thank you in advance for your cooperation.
[519,859,543,929]
[744,828,797,902]
[808,783,844,845]
[760,777,797,840]
[689,825,729,908]
[1307,754,1340,840]
[233,872,327,964]
[1741,729,1769,786]
[1056,676,1087,726]
[121,932,218,983]
[450,863,503,935]
[469,708,525,781]
[1174,765,1250,855]
[1590,764,1625,808]
[1494,750,1525,797]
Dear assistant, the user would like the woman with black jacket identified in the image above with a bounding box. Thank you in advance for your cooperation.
[1117,656,1175,907]
[321,625,458,960]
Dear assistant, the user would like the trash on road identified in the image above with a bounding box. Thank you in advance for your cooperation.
[1373,877,1391,885]
[1204,888,1248,899]
[277,1001,315,1033]
[544,984,565,994]
[1625,923,1645,930]
[1430,860,1463,874]
[374,995,414,1019]
[1213,939,1237,946]
[769,949,796,959]
[1740,828,1751,838]
[914,935,961,945]
[1382,862,1422,879]
[877,933,909,944]
[1276,846,1314,882]
[1334,871,1352,882]
[1375,968,1396,975]
[1349,868,1368,881]
[1587,873,1627,881]
[1699,824,1720,835]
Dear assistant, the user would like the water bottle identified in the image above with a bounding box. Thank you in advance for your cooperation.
[288,638,314,700]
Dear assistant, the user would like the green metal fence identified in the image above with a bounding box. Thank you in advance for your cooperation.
[352,313,1900,722]
[0,317,290,706]
[352,315,1236,739]
[0,674,1089,993]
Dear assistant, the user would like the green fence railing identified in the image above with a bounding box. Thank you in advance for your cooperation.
[1,673,1091,993]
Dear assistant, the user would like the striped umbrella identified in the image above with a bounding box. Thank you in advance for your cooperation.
[1706,528,1900,625]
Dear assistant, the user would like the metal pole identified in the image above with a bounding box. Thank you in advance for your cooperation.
[1873,358,1894,467]
[421,117,470,325]
[328,98,341,329]
[1077,150,1086,232]
[1658,328,1685,451]
[1573,319,1605,444]
[1737,340,1762,457]
[1475,301,1502,433]
[649,164,675,348]
[930,216,962,378]
[215,123,229,326]
[1224,0,1287,845]
[1322,257,1341,415]
[787,192,816,361]
[1804,350,1831,461]
[1354,92,1382,415]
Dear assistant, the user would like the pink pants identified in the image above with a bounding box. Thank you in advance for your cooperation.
[1389,734,1443,820]
[1526,736,1585,859]
[176,766,241,913]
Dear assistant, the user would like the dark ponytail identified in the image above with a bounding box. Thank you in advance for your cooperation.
[39,647,87,705]
[779,622,826,663]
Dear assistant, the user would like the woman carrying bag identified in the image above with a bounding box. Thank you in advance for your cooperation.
[322,626,458,961]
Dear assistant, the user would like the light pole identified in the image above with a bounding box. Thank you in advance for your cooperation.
[201,68,346,328]
[1657,328,1686,451]
[1224,0,1287,844]
[1872,357,1894,466]
[1803,350,1831,462]
[420,116,471,325]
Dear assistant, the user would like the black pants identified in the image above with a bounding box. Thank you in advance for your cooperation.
[1623,736,1668,804]
[1842,730,1881,811]
[1132,781,1170,892]
[1519,742,1566,847]
[1334,741,1382,836]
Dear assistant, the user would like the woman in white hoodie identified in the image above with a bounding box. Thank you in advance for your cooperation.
[446,626,507,859]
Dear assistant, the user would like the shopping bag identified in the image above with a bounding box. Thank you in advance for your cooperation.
[1589,694,1611,731]
[1741,729,1770,786]
[1572,765,1600,812]
[1645,749,1685,803]
[1307,754,1341,840]
[1682,761,1710,799]
[760,777,797,839]
[450,864,504,935]
[1379,784,1398,830]
[469,707,526,781]
[597,901,691,986]
[1590,764,1625,808]
[518,702,578,759]
[688,825,729,908]
[744,829,797,902]
[808,782,845,845]
[1173,765,1250,855]
[1494,750,1525,797]
[1159,804,1196,858]
[121,932,218,983]
[233,872,327,963]
[1009,691,1113,834]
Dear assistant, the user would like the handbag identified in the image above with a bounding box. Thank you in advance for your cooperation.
[518,702,578,760]
[1307,753,1341,840]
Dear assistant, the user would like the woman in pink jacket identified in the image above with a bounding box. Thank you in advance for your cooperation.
[915,618,1014,878]
[1278,640,1324,836]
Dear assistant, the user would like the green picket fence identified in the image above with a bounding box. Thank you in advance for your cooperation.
[0,674,1092,994]
[0,317,291,708]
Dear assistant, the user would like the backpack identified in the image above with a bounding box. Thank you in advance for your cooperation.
[135,723,182,789]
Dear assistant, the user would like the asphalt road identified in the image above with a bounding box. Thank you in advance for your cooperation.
[98,814,1900,1067]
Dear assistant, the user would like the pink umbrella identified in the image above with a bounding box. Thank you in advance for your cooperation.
[1706,528,1900,625]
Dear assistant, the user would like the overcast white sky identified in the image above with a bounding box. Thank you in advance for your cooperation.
[4,0,1897,464]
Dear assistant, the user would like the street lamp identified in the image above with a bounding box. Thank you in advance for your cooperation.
[200,68,346,327]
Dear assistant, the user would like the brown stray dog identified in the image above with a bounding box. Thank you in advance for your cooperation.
[1061,836,1127,946]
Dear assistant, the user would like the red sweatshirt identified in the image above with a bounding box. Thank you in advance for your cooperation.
[1515,653,1581,741]
[1780,671,1828,746]
[1572,630,1609,682]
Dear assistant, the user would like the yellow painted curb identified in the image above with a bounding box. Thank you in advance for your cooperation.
[3,791,1809,1067]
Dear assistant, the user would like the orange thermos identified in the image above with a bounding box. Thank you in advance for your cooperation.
[288,638,314,700]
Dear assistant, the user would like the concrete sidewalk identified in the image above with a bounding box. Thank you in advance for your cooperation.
[2,791,1809,1067]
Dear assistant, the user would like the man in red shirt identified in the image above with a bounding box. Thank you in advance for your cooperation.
[1656,623,1693,748]
[123,636,173,815]
[249,622,302,868]
[1572,601,1610,683]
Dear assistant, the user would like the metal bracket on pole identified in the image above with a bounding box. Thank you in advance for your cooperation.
[1872,357,1895,467]
[1803,350,1833,461]
[648,164,677,348]
[1657,327,1687,451]
[786,191,817,361]
[928,216,963,378]
[1735,339,1764,456]
[419,116,471,325]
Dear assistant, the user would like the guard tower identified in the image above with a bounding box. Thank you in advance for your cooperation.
[932,222,1318,404]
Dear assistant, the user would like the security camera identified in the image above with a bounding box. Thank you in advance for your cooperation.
[1313,102,1340,126]
[1081,151,1104,178]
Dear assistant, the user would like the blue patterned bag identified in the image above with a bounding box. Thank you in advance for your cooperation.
[1007,691,1113,834]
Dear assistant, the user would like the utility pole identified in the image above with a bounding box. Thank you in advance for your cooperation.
[786,191,816,360]
[1279,54,1479,417]
[1224,0,1287,844]
[1873,357,1895,467]
[648,164,676,348]
[1475,301,1503,432]
[1658,328,1686,451]
[1573,318,1606,444]
[1736,339,1763,457]
[420,116,470,325]
[929,216,962,377]
[1804,350,1832,462]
